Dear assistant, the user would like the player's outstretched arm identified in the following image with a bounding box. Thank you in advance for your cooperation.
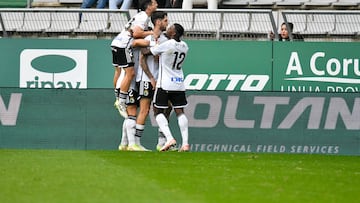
[132,26,153,39]
[132,39,155,48]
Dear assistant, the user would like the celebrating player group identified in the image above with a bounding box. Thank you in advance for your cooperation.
[110,0,190,152]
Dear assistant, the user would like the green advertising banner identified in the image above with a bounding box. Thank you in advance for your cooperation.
[0,39,273,91]
[182,40,272,91]
[1,88,359,155]
[0,38,114,89]
[273,42,360,92]
[1,38,360,92]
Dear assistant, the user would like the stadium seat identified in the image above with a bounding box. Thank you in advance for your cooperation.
[193,12,221,31]
[167,12,194,31]
[220,0,250,7]
[74,12,108,33]
[331,14,360,35]
[46,12,80,33]
[304,0,337,7]
[58,0,83,2]
[0,12,24,32]
[220,12,250,33]
[31,0,61,7]
[248,12,274,33]
[248,0,282,6]
[182,12,221,38]
[302,14,335,35]
[16,12,51,32]
[332,0,360,7]
[275,0,309,6]
[280,14,307,33]
[104,12,130,34]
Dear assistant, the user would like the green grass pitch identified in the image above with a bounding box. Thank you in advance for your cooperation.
[0,149,359,203]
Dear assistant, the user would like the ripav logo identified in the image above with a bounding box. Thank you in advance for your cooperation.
[20,49,87,89]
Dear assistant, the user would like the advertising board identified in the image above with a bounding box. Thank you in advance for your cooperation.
[273,42,360,92]
[1,89,358,155]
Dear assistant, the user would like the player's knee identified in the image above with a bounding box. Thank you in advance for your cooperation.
[125,117,136,129]
[125,68,135,78]
[154,108,165,116]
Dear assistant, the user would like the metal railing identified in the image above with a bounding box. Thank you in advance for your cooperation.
[1,8,360,41]
[163,9,277,40]
[0,8,277,40]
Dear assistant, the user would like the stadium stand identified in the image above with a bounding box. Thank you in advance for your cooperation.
[1,1,360,41]
[219,0,360,9]
[14,0,360,9]
[282,10,360,39]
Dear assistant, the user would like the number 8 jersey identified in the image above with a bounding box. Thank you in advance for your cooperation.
[150,39,189,91]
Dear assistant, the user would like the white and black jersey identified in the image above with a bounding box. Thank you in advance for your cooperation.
[129,10,151,70]
[129,11,152,90]
[111,30,134,68]
[136,33,168,82]
[150,39,189,91]
[128,11,151,31]
[111,30,133,49]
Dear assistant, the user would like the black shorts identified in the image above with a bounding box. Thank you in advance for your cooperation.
[153,88,187,109]
[136,81,155,99]
[111,46,134,68]
[126,88,140,106]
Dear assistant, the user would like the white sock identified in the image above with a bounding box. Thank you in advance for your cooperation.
[135,124,145,145]
[126,117,136,146]
[178,114,189,146]
[119,90,128,104]
[155,113,174,141]
[116,70,123,89]
[120,119,128,146]
[157,128,166,147]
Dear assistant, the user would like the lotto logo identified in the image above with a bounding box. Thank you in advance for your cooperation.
[19,49,87,89]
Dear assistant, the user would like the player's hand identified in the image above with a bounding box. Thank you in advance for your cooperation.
[269,31,275,40]
[150,78,156,90]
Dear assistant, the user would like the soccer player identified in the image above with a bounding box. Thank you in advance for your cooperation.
[135,11,169,150]
[111,23,155,118]
[150,23,190,152]
[114,0,158,119]
[111,25,156,151]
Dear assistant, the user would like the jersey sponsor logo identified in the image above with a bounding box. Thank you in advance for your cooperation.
[184,74,269,91]
[171,77,184,83]
[20,49,87,89]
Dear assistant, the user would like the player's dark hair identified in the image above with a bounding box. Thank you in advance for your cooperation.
[151,11,167,25]
[173,23,184,41]
[139,0,152,11]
